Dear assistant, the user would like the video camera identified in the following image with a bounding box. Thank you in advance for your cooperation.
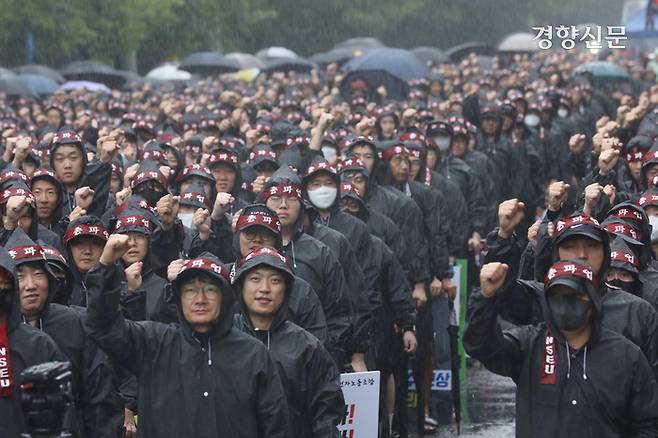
[20,361,74,438]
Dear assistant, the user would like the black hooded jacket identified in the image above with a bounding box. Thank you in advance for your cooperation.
[0,247,63,438]
[232,252,344,438]
[464,262,658,438]
[8,230,123,438]
[84,256,290,438]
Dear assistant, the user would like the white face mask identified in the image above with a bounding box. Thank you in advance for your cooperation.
[557,108,569,118]
[307,186,337,210]
[433,136,451,152]
[650,216,658,244]
[321,146,337,160]
[178,212,194,229]
[524,114,540,127]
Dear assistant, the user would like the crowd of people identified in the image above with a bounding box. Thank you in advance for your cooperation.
[1,45,658,437]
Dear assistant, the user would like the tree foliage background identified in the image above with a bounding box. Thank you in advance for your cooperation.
[0,0,624,72]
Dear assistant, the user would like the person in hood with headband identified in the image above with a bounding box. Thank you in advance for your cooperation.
[233,247,344,438]
[0,244,63,438]
[190,203,329,345]
[50,129,117,220]
[302,159,379,291]
[113,207,175,323]
[85,236,290,437]
[207,148,249,213]
[9,229,123,437]
[606,238,643,295]
[262,167,368,371]
[63,215,109,307]
[489,204,658,377]
[343,138,432,307]
[465,259,658,438]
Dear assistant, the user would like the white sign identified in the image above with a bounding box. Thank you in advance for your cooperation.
[337,371,380,437]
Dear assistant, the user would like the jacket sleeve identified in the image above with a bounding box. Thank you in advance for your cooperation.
[287,280,329,346]
[401,200,431,284]
[628,348,658,438]
[383,244,415,330]
[484,229,524,290]
[188,215,235,263]
[321,246,356,361]
[84,262,167,376]
[79,160,111,220]
[308,342,345,438]
[80,336,124,438]
[465,168,488,237]
[257,354,291,438]
[150,221,185,272]
[463,286,539,382]
[426,189,451,279]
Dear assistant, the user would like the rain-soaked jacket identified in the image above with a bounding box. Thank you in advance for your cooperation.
[84,255,290,438]
[232,249,344,438]
[464,261,658,438]
[0,247,63,438]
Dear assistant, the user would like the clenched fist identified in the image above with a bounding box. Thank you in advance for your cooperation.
[100,234,131,266]
[480,262,509,298]
[498,199,525,239]
[547,181,570,212]
[167,259,186,282]
[75,186,95,210]
[156,194,180,231]
[125,262,143,292]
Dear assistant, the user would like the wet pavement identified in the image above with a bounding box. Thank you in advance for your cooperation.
[410,362,516,438]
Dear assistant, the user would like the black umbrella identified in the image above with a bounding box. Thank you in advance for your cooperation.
[446,42,496,62]
[60,60,125,89]
[412,46,451,65]
[311,46,369,66]
[334,37,385,50]
[0,76,34,96]
[340,70,408,101]
[180,51,234,75]
[13,64,65,83]
[263,57,316,74]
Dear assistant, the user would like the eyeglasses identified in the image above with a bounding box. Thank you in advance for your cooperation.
[181,284,221,301]
[267,195,300,206]
[242,228,277,242]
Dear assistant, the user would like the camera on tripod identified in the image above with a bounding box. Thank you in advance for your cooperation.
[20,361,74,438]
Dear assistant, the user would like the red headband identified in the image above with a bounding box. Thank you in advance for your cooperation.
[178,258,229,281]
[236,211,281,235]
[131,170,167,189]
[604,222,640,241]
[41,246,67,265]
[143,150,164,161]
[208,151,239,167]
[610,250,640,269]
[642,150,658,164]
[7,245,45,261]
[610,207,643,222]
[305,161,337,177]
[340,182,361,197]
[239,247,289,269]
[545,261,598,289]
[64,223,109,245]
[115,215,154,233]
[638,193,658,207]
[0,187,34,205]
[51,131,82,144]
[0,170,28,185]
[249,149,277,163]
[179,191,211,208]
[626,151,644,162]
[263,184,302,201]
[286,136,311,147]
[381,145,410,161]
[554,214,600,237]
